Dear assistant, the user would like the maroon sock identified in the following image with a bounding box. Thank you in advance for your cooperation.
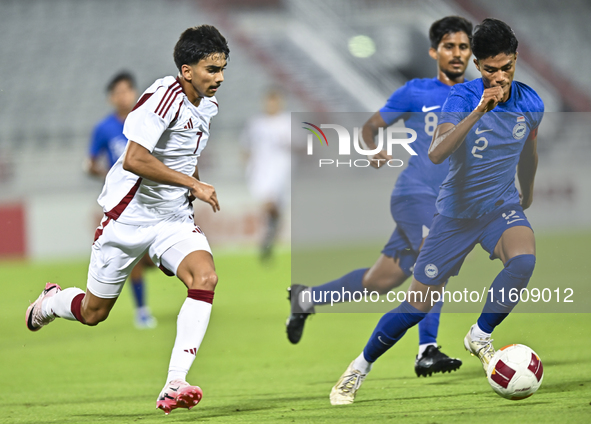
[71,293,87,324]
[187,289,214,304]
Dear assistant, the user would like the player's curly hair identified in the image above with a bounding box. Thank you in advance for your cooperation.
[472,18,518,61]
[429,16,473,49]
[173,25,230,71]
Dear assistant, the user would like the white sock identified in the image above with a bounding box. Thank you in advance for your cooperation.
[42,287,85,321]
[297,287,314,311]
[166,298,212,383]
[352,352,373,374]
[471,323,492,340]
[418,343,437,357]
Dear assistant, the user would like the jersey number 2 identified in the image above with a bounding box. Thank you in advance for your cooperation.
[471,136,488,158]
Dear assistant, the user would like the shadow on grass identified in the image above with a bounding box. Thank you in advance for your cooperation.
[69,395,324,422]
[543,358,591,367]
[354,390,489,404]
[311,367,483,386]
[10,395,139,408]
[496,401,551,407]
[536,380,590,394]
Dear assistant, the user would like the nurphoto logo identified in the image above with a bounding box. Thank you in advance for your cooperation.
[302,122,418,168]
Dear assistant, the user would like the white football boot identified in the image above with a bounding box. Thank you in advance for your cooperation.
[329,361,368,405]
[464,324,496,374]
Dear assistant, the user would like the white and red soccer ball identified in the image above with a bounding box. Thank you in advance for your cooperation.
[487,344,544,400]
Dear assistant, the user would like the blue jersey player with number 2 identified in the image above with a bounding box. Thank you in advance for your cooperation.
[328,18,544,405]
[286,16,473,377]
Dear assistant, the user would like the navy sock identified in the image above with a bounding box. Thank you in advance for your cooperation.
[311,268,367,306]
[418,300,443,345]
[477,254,536,334]
[363,301,427,363]
[130,277,145,308]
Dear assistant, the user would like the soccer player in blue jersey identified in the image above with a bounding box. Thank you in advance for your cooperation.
[286,16,472,377]
[329,18,543,405]
[87,71,157,329]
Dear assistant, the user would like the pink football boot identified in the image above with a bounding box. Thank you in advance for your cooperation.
[25,282,62,331]
[156,380,203,415]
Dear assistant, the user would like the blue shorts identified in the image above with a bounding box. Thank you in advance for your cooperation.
[382,194,438,259]
[414,204,532,286]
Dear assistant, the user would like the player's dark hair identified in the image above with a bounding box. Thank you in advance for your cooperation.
[106,71,136,93]
[174,25,230,71]
[429,16,473,49]
[472,18,518,60]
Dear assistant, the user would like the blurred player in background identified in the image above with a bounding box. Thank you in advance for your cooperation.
[241,88,291,261]
[26,25,229,415]
[287,16,472,378]
[329,18,543,405]
[86,71,157,329]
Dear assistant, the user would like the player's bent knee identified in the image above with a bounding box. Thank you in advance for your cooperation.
[82,308,111,326]
[364,274,407,295]
[505,254,536,280]
[363,278,391,295]
[187,270,218,291]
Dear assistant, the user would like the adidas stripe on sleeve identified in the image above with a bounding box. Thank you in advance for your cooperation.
[123,78,184,152]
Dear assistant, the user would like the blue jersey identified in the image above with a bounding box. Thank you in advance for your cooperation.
[437,79,544,219]
[380,77,453,198]
[89,113,128,168]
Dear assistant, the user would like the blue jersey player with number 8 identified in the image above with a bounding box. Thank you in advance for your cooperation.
[328,18,544,405]
[286,16,473,378]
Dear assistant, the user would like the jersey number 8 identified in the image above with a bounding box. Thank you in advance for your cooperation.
[424,112,438,136]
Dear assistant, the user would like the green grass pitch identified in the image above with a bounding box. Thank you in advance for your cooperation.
[1,233,590,423]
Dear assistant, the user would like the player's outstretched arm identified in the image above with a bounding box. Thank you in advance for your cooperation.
[123,141,219,212]
[429,86,504,164]
[362,112,392,169]
[517,129,538,210]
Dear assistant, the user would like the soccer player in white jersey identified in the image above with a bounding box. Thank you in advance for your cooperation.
[241,88,291,260]
[25,25,228,415]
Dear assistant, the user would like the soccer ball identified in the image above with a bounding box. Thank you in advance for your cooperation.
[486,344,544,400]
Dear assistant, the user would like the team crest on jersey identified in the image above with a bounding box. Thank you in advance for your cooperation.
[424,264,438,278]
[512,122,527,139]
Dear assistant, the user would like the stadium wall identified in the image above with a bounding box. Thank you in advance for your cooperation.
[0,184,275,260]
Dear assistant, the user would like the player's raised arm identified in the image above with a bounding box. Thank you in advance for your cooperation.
[428,86,504,164]
[361,111,392,169]
[123,141,219,212]
[517,128,538,210]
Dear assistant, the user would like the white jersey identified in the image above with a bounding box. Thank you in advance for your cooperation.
[241,112,291,203]
[97,76,218,225]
